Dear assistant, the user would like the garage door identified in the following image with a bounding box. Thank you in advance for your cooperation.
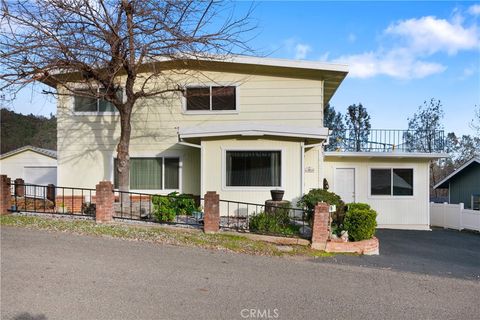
[24,166,57,185]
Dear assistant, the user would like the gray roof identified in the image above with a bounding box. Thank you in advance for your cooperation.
[0,145,57,160]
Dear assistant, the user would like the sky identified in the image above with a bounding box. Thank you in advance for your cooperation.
[3,1,480,136]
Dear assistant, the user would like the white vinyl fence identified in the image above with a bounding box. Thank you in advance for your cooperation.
[430,202,480,232]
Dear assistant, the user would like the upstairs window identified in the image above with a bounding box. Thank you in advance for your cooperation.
[371,168,414,196]
[185,86,236,111]
[74,88,122,112]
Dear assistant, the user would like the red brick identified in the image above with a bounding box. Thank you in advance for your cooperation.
[0,175,11,215]
[311,202,330,250]
[95,181,114,223]
[203,191,219,233]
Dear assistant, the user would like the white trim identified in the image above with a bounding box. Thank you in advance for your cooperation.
[433,157,480,189]
[181,83,240,115]
[377,225,431,231]
[200,141,205,197]
[111,152,184,194]
[179,124,329,140]
[300,142,305,195]
[368,166,416,199]
[325,151,448,159]
[221,147,286,191]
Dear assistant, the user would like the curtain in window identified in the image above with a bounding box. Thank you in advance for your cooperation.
[130,158,162,189]
[164,158,180,189]
[226,151,281,187]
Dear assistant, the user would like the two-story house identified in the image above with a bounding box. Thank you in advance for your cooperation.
[44,56,446,230]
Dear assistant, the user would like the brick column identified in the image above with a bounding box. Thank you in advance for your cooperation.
[203,191,220,233]
[311,202,330,250]
[95,181,114,223]
[14,178,25,197]
[1,175,12,215]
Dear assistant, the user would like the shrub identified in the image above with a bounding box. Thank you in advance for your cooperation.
[343,203,377,241]
[152,192,197,222]
[249,207,299,236]
[296,189,346,225]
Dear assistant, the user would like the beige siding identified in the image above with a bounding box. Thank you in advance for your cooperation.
[324,157,431,230]
[202,138,302,205]
[57,70,324,194]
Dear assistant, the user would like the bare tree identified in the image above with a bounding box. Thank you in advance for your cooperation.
[0,0,254,192]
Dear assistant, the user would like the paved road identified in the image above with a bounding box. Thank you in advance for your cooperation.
[1,227,479,320]
[322,228,480,280]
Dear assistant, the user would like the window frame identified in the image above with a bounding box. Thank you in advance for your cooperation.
[221,147,285,191]
[72,86,124,115]
[111,154,182,193]
[182,83,240,115]
[368,167,415,198]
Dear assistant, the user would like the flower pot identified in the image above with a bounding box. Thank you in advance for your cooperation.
[270,190,285,201]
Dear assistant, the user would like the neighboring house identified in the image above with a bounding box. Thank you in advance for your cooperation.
[40,56,446,230]
[0,145,57,186]
[434,157,480,210]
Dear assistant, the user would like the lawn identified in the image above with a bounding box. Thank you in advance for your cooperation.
[0,214,333,258]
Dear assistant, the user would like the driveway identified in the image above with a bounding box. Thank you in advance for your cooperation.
[319,228,480,280]
[1,227,479,320]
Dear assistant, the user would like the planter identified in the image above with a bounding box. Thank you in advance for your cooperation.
[270,190,285,201]
[56,207,68,214]
[192,211,204,220]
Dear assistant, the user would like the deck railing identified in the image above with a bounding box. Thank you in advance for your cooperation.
[326,129,445,153]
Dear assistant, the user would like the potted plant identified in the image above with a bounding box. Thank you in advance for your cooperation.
[56,202,68,214]
[270,189,285,201]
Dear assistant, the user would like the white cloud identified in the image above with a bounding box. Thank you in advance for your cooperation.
[318,52,330,61]
[294,43,311,59]
[333,49,446,79]
[385,16,479,55]
[468,4,480,16]
[329,13,478,80]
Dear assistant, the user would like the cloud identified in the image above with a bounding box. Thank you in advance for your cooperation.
[347,33,356,43]
[385,16,479,55]
[318,52,330,61]
[468,4,480,16]
[329,13,479,80]
[294,43,311,59]
[333,49,446,79]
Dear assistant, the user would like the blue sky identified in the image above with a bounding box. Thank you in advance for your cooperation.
[4,1,480,136]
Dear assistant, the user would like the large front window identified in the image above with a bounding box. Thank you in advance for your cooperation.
[114,157,180,190]
[74,88,122,112]
[226,151,281,187]
[371,168,413,196]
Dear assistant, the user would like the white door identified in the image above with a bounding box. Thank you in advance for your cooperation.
[334,168,355,203]
[24,166,57,198]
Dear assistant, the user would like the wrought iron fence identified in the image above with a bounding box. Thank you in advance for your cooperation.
[218,199,310,238]
[112,190,203,227]
[8,182,96,217]
[326,129,445,153]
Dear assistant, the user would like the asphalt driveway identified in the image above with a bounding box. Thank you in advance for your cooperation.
[1,227,479,320]
[319,228,480,280]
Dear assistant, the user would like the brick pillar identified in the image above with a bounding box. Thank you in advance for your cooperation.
[203,191,220,233]
[311,202,330,250]
[14,178,25,197]
[46,184,56,204]
[1,175,12,215]
[95,181,114,223]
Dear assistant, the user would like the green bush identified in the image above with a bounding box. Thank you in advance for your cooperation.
[296,189,346,225]
[343,203,377,241]
[249,205,300,236]
[152,192,197,222]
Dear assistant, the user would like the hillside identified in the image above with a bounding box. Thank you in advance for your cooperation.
[0,108,56,154]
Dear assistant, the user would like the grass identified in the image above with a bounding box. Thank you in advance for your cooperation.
[0,214,334,258]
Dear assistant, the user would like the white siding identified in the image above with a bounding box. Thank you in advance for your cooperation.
[324,157,431,230]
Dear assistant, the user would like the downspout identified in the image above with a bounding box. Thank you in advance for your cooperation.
[300,142,305,196]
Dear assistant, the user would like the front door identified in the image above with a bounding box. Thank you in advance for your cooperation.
[334,168,355,203]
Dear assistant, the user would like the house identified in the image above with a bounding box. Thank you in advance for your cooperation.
[0,145,57,186]
[39,56,446,230]
[434,157,480,210]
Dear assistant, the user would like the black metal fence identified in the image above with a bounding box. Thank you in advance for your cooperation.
[218,199,310,238]
[327,129,445,153]
[8,182,96,217]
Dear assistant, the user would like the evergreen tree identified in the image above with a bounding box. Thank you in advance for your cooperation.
[324,104,346,151]
[344,103,371,151]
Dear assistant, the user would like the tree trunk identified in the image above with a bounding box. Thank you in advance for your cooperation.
[117,107,132,209]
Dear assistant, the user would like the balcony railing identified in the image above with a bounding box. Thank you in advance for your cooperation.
[326,129,445,153]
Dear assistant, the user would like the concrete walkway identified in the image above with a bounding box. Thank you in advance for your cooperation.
[1,227,479,320]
